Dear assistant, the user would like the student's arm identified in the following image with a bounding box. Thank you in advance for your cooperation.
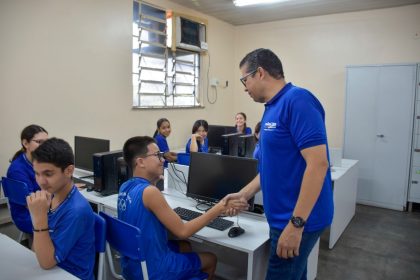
[143,186,245,239]
[277,144,329,259]
[164,151,178,162]
[26,191,57,269]
[189,135,200,153]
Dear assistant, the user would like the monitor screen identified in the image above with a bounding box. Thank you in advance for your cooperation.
[74,136,110,171]
[207,125,236,149]
[187,153,257,206]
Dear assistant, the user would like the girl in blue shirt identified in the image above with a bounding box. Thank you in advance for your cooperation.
[153,118,177,166]
[235,112,252,135]
[185,120,209,153]
[7,124,48,233]
[253,121,261,160]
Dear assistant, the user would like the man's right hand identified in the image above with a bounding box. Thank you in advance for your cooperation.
[221,192,249,216]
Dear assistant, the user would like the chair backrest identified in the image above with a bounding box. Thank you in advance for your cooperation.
[99,211,149,280]
[94,213,106,280]
[177,153,190,166]
[1,177,30,206]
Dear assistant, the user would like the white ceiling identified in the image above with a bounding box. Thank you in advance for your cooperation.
[168,0,420,25]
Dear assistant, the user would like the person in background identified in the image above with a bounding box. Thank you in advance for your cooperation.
[235,112,252,134]
[7,124,48,234]
[253,121,261,160]
[27,138,95,280]
[153,118,177,167]
[185,120,209,153]
[118,136,244,280]
[224,48,333,280]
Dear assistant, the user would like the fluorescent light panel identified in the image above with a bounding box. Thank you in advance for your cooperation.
[233,0,293,7]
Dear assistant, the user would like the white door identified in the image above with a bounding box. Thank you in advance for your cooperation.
[344,65,417,210]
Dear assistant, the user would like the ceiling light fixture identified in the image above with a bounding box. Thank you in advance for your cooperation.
[233,0,293,7]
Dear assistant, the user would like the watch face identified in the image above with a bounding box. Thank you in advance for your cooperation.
[291,216,305,228]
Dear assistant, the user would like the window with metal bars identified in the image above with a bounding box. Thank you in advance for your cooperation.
[133,1,201,108]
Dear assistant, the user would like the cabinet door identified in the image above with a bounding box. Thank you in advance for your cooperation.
[372,65,416,209]
[345,65,417,210]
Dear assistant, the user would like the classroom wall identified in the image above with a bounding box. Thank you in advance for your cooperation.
[232,4,420,148]
[0,0,236,175]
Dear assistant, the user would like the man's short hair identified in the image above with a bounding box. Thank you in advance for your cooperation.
[239,48,284,79]
[32,138,74,171]
[123,136,156,170]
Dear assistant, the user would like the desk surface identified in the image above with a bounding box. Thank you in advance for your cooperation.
[0,233,78,280]
[99,191,270,254]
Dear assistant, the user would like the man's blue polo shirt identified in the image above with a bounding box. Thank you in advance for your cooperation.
[259,82,333,232]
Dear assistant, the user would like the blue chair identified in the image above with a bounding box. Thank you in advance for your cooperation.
[94,213,106,280]
[1,177,32,242]
[177,153,191,166]
[99,211,149,280]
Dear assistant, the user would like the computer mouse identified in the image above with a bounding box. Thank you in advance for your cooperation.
[228,226,245,238]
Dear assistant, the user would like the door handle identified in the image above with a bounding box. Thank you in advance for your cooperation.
[376,134,384,138]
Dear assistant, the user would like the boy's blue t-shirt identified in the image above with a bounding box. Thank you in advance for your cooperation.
[185,138,209,153]
[259,83,333,232]
[118,177,204,280]
[48,186,95,280]
[7,153,40,233]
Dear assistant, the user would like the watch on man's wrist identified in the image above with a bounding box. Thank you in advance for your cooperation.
[290,216,306,228]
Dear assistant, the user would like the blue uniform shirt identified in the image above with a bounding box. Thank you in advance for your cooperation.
[237,127,252,135]
[118,177,204,280]
[49,186,95,280]
[259,83,333,232]
[6,153,40,233]
[185,138,209,153]
[155,134,170,167]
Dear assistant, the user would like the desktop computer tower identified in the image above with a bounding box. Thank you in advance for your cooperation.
[221,132,242,156]
[93,150,123,196]
[238,134,256,158]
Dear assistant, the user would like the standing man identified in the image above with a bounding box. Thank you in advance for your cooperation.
[225,48,333,280]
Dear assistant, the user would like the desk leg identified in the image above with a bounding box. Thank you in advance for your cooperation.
[248,241,270,280]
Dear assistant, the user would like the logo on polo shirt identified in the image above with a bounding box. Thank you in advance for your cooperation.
[264,122,277,130]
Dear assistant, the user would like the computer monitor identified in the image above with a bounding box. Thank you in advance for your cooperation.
[238,134,256,158]
[74,136,110,171]
[207,125,236,152]
[187,153,257,209]
[221,132,242,156]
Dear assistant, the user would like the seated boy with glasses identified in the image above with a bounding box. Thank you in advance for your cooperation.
[27,138,95,280]
[118,136,246,280]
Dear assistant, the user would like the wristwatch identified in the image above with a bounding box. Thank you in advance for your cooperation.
[290,216,306,228]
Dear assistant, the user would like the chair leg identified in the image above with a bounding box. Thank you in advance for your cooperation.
[17,231,24,243]
[106,243,123,279]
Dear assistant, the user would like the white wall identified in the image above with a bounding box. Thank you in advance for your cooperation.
[1,1,420,176]
[233,4,420,147]
[0,0,236,175]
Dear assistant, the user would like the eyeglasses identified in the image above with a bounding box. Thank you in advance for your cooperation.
[31,139,46,144]
[240,68,258,86]
[143,151,165,161]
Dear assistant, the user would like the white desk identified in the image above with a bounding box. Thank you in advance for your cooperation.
[329,159,359,249]
[0,233,78,280]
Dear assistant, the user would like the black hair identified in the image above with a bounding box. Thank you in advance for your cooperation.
[239,48,284,80]
[235,112,248,134]
[153,118,170,138]
[192,120,209,134]
[123,136,156,170]
[254,121,261,142]
[32,138,74,171]
[12,124,48,161]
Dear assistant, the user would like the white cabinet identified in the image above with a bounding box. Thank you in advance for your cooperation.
[344,64,417,210]
[409,65,420,204]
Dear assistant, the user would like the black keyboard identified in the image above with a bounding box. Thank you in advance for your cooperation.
[173,207,234,231]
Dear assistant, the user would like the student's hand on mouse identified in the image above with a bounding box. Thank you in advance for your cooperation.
[277,222,303,259]
[26,190,52,227]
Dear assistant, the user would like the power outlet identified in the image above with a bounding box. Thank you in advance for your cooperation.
[210,78,219,87]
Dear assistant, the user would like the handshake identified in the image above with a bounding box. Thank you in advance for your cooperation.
[220,192,250,216]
